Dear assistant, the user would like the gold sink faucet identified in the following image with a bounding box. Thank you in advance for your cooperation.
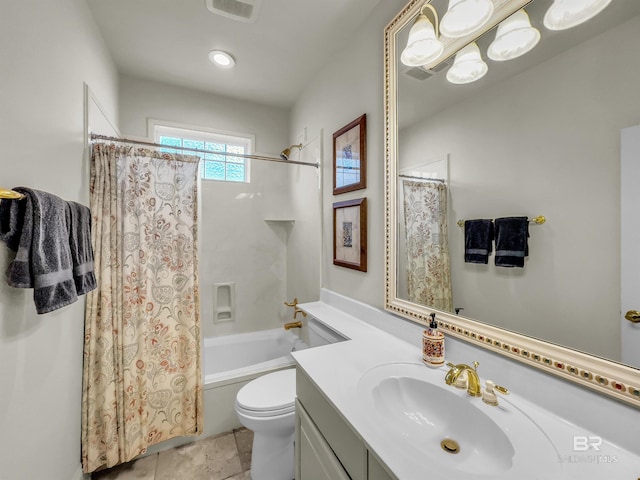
[445,361,482,397]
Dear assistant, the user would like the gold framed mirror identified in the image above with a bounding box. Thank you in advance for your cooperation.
[384,0,640,407]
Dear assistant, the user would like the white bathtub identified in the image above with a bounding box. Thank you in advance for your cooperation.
[200,328,304,438]
[200,320,345,437]
[204,327,306,388]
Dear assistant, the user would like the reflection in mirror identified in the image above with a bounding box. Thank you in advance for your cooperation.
[393,0,640,368]
[398,157,453,312]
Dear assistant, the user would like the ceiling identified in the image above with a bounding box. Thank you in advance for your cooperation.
[86,0,384,108]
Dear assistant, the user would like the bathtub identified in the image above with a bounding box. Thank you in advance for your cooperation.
[204,327,306,388]
[199,319,346,439]
[200,328,304,437]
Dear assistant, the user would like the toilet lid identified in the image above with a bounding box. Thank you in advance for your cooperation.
[236,369,296,415]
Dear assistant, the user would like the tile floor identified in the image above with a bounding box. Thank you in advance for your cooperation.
[92,428,253,480]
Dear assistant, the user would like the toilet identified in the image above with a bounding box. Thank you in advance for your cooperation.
[235,368,296,480]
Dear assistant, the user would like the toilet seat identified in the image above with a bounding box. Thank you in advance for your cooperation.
[235,369,296,417]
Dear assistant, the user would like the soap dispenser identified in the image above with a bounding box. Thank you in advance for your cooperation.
[422,313,445,367]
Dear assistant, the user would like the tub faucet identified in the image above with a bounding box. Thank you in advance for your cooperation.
[284,320,303,330]
[445,361,482,397]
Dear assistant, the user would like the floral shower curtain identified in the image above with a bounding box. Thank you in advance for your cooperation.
[82,143,202,473]
[402,179,453,311]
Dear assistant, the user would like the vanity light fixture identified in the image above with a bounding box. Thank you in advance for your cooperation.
[487,9,540,61]
[543,0,612,31]
[208,50,236,68]
[446,42,488,84]
[439,0,494,39]
[400,4,444,67]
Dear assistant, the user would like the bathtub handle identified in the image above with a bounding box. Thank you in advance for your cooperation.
[284,298,308,320]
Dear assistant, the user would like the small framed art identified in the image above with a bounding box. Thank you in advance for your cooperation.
[333,197,367,272]
[333,114,366,195]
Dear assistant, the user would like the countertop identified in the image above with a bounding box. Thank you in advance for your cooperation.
[291,300,640,480]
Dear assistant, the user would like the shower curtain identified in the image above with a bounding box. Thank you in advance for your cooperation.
[82,143,202,473]
[402,179,453,311]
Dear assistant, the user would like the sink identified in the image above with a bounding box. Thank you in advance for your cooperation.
[357,363,561,479]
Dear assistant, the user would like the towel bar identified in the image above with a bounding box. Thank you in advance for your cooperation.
[0,188,25,200]
[457,215,545,228]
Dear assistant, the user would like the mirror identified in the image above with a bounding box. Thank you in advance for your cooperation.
[385,0,640,403]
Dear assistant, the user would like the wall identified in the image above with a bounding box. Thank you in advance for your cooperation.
[399,15,640,361]
[285,129,323,307]
[0,1,119,479]
[119,77,298,337]
[290,0,408,309]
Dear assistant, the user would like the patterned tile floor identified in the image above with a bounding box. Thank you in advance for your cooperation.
[92,428,253,480]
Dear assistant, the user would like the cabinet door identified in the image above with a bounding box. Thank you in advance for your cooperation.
[368,453,396,480]
[297,400,350,480]
[296,369,367,479]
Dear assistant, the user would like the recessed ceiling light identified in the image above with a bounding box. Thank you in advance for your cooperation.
[208,50,235,68]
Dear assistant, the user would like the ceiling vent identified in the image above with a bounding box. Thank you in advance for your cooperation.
[403,67,432,81]
[205,0,262,23]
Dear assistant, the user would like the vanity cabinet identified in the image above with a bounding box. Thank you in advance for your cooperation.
[297,399,350,480]
[295,368,395,480]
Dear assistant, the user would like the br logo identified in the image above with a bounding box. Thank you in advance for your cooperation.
[573,436,603,451]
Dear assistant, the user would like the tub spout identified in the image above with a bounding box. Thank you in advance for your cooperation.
[284,320,303,330]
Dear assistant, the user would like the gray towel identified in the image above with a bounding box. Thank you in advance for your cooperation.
[0,187,78,313]
[67,201,96,295]
[0,191,29,269]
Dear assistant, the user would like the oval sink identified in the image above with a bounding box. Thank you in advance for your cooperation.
[357,363,561,480]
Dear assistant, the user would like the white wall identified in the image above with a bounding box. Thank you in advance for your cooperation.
[399,15,640,361]
[285,130,323,307]
[290,0,408,309]
[0,1,119,479]
[118,77,296,337]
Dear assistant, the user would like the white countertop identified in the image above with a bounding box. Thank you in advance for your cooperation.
[292,300,640,480]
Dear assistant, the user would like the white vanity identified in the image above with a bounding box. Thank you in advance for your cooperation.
[292,293,640,480]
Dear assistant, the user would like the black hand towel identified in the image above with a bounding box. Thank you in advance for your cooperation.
[494,216,529,268]
[464,219,494,264]
[0,187,78,313]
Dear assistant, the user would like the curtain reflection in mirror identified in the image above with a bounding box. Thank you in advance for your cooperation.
[401,179,452,311]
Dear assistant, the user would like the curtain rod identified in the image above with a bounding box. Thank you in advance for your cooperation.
[399,174,445,183]
[90,134,319,168]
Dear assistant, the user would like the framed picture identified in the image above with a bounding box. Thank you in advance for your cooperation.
[333,114,366,195]
[333,198,367,272]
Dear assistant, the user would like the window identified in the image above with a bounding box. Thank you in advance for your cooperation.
[152,122,254,183]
